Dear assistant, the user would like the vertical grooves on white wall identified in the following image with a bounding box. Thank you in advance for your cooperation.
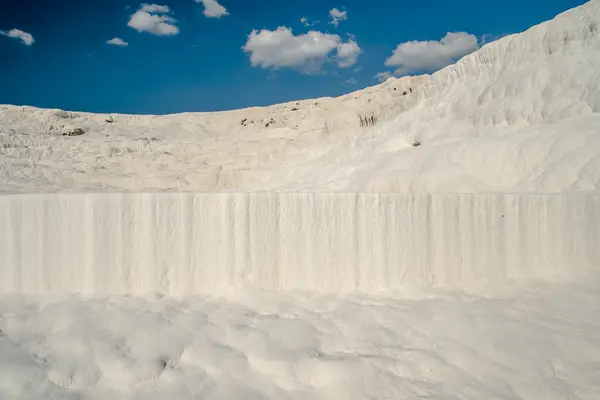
[0,193,597,295]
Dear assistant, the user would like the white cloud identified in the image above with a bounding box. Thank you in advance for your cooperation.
[344,77,357,85]
[0,28,35,46]
[329,8,347,27]
[140,4,170,13]
[336,39,361,67]
[194,0,229,18]
[107,37,129,46]
[242,27,361,73]
[128,4,179,36]
[385,32,479,75]
[374,71,393,82]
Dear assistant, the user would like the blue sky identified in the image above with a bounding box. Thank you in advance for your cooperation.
[0,0,589,114]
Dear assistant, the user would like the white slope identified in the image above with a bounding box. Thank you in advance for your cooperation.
[0,76,427,193]
[1,273,599,399]
[1,1,600,193]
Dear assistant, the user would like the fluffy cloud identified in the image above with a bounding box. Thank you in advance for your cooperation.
[128,4,179,36]
[385,32,479,75]
[140,4,170,13]
[242,27,361,73]
[107,37,129,46]
[329,8,347,27]
[0,28,35,46]
[194,0,229,18]
[336,39,361,67]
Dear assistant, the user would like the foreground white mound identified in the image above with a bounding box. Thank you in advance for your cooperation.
[1,274,599,399]
[1,1,599,193]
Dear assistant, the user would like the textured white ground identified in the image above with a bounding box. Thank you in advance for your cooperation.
[1,1,600,399]
[1,273,600,400]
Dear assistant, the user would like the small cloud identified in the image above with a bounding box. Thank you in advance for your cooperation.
[107,37,129,46]
[374,71,393,82]
[344,77,357,85]
[140,4,170,13]
[336,39,361,68]
[0,28,35,46]
[354,65,364,73]
[128,4,179,36]
[385,32,479,76]
[329,8,347,27]
[242,26,361,74]
[300,17,318,27]
[194,0,229,18]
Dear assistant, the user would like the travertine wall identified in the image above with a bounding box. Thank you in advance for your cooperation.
[1,193,598,294]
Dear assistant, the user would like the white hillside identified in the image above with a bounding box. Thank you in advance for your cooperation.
[0,76,427,193]
[260,0,600,192]
[2,1,599,193]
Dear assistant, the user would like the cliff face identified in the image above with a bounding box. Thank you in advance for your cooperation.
[1,193,597,294]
